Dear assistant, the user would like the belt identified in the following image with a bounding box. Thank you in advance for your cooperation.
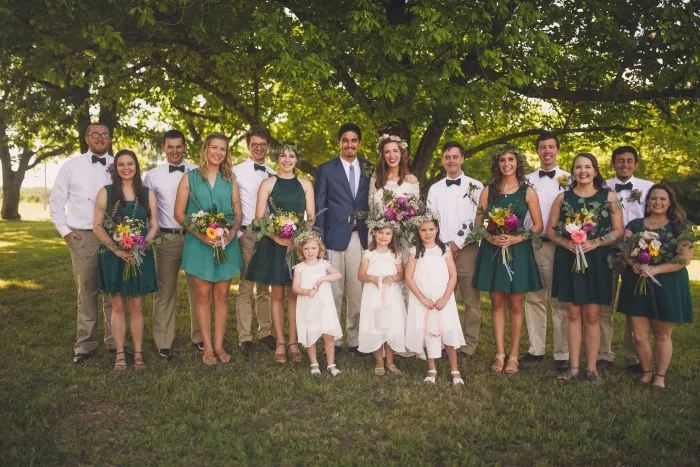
[541,237,550,243]
[70,228,92,232]
[161,227,185,235]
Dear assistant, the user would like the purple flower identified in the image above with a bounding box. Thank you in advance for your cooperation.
[504,215,519,232]
[396,197,407,206]
[384,209,396,220]
[280,224,294,239]
[637,250,651,264]
[582,223,594,233]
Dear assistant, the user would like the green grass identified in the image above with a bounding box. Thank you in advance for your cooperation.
[1,220,699,464]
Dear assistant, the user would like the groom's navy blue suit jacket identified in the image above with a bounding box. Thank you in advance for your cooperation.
[314,156,370,251]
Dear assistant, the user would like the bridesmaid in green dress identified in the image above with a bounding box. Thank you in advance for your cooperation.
[472,146,544,377]
[174,133,243,366]
[246,143,315,364]
[547,153,623,383]
[93,150,159,371]
[618,185,694,389]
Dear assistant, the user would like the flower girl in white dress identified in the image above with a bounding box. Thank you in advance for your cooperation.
[405,214,466,385]
[291,233,343,376]
[358,220,407,375]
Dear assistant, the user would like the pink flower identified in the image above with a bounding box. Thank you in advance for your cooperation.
[133,235,146,248]
[504,215,519,232]
[570,230,587,244]
[636,250,651,264]
[396,197,407,206]
[384,209,396,220]
[280,224,295,239]
[582,223,594,233]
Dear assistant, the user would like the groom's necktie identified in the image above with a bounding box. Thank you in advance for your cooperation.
[349,164,356,198]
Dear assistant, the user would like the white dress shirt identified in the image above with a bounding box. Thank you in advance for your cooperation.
[50,151,114,237]
[340,156,361,196]
[144,161,198,229]
[525,166,570,231]
[232,157,275,227]
[427,173,483,249]
[606,176,654,227]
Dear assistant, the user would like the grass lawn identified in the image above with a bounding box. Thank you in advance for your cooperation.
[1,220,698,464]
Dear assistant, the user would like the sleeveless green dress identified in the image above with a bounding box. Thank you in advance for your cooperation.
[552,189,612,305]
[246,176,306,286]
[472,184,543,293]
[617,219,693,323]
[98,185,157,297]
[181,169,242,282]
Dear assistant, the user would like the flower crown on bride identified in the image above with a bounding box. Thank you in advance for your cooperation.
[376,134,409,156]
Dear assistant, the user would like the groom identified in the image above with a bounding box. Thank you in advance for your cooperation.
[315,123,371,352]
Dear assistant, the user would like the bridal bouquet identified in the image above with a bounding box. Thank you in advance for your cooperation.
[184,206,232,264]
[381,191,426,244]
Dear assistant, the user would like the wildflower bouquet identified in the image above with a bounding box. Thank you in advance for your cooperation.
[484,205,520,280]
[183,205,233,264]
[250,209,300,241]
[381,190,426,244]
[555,199,611,273]
[111,217,147,280]
[621,231,663,294]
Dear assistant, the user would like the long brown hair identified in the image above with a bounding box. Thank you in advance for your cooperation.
[413,219,447,258]
[487,146,526,205]
[374,139,410,190]
[199,133,233,183]
[110,149,150,217]
[570,153,607,191]
[644,184,687,237]
[368,226,399,255]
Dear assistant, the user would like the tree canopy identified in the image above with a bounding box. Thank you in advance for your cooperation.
[1,0,698,219]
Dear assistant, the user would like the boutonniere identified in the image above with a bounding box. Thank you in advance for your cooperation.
[361,161,375,179]
[557,174,571,190]
[463,182,479,203]
[627,189,643,203]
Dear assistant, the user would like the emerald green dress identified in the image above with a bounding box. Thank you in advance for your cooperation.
[246,176,306,286]
[98,185,157,297]
[617,219,693,323]
[552,189,612,305]
[472,184,543,293]
[181,169,242,282]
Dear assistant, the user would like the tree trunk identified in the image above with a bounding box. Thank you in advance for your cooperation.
[1,166,25,220]
[411,119,445,196]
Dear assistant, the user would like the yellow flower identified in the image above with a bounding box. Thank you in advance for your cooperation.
[206,227,217,240]
[649,247,660,257]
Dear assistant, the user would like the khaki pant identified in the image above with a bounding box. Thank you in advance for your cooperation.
[524,241,569,360]
[455,244,482,355]
[235,231,272,343]
[68,230,113,354]
[152,233,199,349]
[328,232,363,347]
[599,265,638,364]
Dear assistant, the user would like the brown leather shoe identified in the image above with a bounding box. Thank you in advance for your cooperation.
[241,341,255,357]
[260,335,276,351]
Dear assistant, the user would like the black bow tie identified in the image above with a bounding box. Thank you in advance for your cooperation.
[169,165,185,173]
[254,163,266,172]
[539,169,556,178]
[446,178,461,187]
[615,182,633,192]
[91,155,106,165]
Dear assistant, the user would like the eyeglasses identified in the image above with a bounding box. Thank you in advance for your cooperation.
[249,143,268,149]
[89,132,112,139]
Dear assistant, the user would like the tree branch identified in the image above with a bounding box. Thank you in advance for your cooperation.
[514,84,699,103]
[26,143,74,170]
[173,105,223,123]
[463,125,643,157]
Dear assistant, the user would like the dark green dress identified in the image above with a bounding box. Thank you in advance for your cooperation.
[472,184,543,293]
[181,169,242,282]
[617,219,693,323]
[98,185,157,297]
[552,189,612,305]
[246,176,306,286]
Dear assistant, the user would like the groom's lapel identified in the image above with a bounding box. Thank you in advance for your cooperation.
[333,156,354,199]
[357,157,370,194]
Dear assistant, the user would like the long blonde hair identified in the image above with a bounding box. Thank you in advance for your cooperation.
[199,133,233,182]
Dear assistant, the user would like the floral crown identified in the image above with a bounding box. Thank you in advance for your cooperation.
[376,134,409,156]
[366,216,401,232]
[291,228,322,249]
[272,142,301,162]
[491,144,524,162]
[407,210,440,229]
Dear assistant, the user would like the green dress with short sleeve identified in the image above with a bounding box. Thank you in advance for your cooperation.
[181,169,242,282]
[617,218,693,323]
[472,184,543,293]
[552,188,613,305]
[245,176,306,286]
[97,185,157,297]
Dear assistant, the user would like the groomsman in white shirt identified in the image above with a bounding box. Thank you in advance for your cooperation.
[427,142,484,357]
[232,125,276,357]
[143,130,199,359]
[598,146,654,373]
[522,131,570,373]
[50,123,115,364]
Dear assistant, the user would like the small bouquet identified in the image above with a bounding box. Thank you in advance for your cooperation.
[555,199,611,274]
[251,209,300,240]
[184,205,233,264]
[485,206,520,280]
[380,191,426,244]
[624,231,663,294]
[111,217,148,280]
